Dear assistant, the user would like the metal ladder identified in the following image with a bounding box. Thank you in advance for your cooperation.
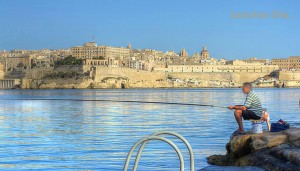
[123,131,194,171]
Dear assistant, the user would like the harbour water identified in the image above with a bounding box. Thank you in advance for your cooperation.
[0,89,299,171]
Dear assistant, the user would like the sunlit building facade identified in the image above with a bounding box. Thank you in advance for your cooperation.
[71,42,130,60]
[272,56,300,70]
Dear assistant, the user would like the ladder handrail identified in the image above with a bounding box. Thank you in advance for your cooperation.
[123,135,184,171]
[133,132,194,171]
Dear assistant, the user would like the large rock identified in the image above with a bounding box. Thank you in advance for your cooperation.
[285,128,300,144]
[208,128,300,171]
[226,131,288,159]
[200,166,264,171]
[227,134,252,159]
[251,132,288,150]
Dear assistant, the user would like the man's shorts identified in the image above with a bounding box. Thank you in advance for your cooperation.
[242,110,261,120]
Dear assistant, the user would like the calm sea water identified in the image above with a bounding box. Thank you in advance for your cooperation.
[0,88,299,171]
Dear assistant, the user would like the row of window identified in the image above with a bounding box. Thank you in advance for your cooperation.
[86,62,108,65]
[171,66,275,70]
[170,70,272,73]
[273,60,300,62]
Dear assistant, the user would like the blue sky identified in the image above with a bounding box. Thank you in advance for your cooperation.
[0,0,299,59]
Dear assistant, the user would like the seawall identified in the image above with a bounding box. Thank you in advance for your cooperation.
[278,71,300,81]
[3,66,300,89]
[168,72,271,82]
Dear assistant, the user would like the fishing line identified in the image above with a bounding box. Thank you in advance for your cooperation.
[0,98,228,108]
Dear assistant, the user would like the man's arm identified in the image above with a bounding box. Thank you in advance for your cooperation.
[228,93,253,110]
[228,105,247,110]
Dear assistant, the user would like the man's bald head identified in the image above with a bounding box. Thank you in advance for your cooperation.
[242,82,252,94]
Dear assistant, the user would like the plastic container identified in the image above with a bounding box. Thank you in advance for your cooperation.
[252,121,263,134]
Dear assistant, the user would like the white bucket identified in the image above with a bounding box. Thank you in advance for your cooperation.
[252,121,263,134]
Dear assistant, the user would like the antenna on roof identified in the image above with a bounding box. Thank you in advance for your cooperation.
[92,34,95,42]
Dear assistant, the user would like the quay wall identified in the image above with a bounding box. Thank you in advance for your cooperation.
[0,79,20,89]
[5,65,85,80]
[92,67,167,88]
[167,72,271,82]
[93,67,273,83]
[282,81,300,87]
[0,63,4,79]
[7,66,294,84]
[6,66,300,89]
[93,67,165,82]
[278,71,300,81]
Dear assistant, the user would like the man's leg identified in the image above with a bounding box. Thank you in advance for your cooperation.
[234,109,245,132]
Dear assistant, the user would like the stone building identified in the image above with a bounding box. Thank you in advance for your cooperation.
[71,42,130,61]
[200,46,210,59]
[30,54,52,68]
[165,51,179,57]
[127,43,131,49]
[83,57,119,68]
[0,62,4,79]
[0,50,8,58]
[5,56,32,70]
[130,49,164,61]
[8,50,29,57]
[179,48,188,58]
[4,53,53,70]
[242,58,270,65]
[83,59,108,66]
[165,61,278,73]
[128,60,154,71]
[272,56,300,70]
[193,53,200,58]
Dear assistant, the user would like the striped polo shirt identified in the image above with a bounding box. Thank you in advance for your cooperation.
[244,90,263,116]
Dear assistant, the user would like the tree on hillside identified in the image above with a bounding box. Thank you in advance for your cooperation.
[17,62,24,69]
[93,56,105,60]
[55,55,82,65]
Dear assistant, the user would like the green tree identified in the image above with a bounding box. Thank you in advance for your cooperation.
[55,56,82,66]
[17,62,24,68]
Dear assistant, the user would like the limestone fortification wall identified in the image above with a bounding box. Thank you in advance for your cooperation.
[283,81,300,87]
[24,68,53,79]
[94,67,165,82]
[0,63,4,79]
[94,67,272,83]
[278,71,300,81]
[13,66,300,89]
[5,68,52,79]
[92,67,167,88]
[6,65,85,80]
[0,70,4,80]
[168,72,271,82]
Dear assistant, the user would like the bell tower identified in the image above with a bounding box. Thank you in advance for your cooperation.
[200,46,210,59]
[127,43,131,49]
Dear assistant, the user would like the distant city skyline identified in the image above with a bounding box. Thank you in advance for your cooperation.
[0,0,300,59]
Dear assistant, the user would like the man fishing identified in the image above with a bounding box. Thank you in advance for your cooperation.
[228,82,263,135]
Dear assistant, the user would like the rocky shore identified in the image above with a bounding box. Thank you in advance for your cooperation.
[207,128,300,171]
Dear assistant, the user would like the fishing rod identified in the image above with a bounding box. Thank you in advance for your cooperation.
[0,98,228,108]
